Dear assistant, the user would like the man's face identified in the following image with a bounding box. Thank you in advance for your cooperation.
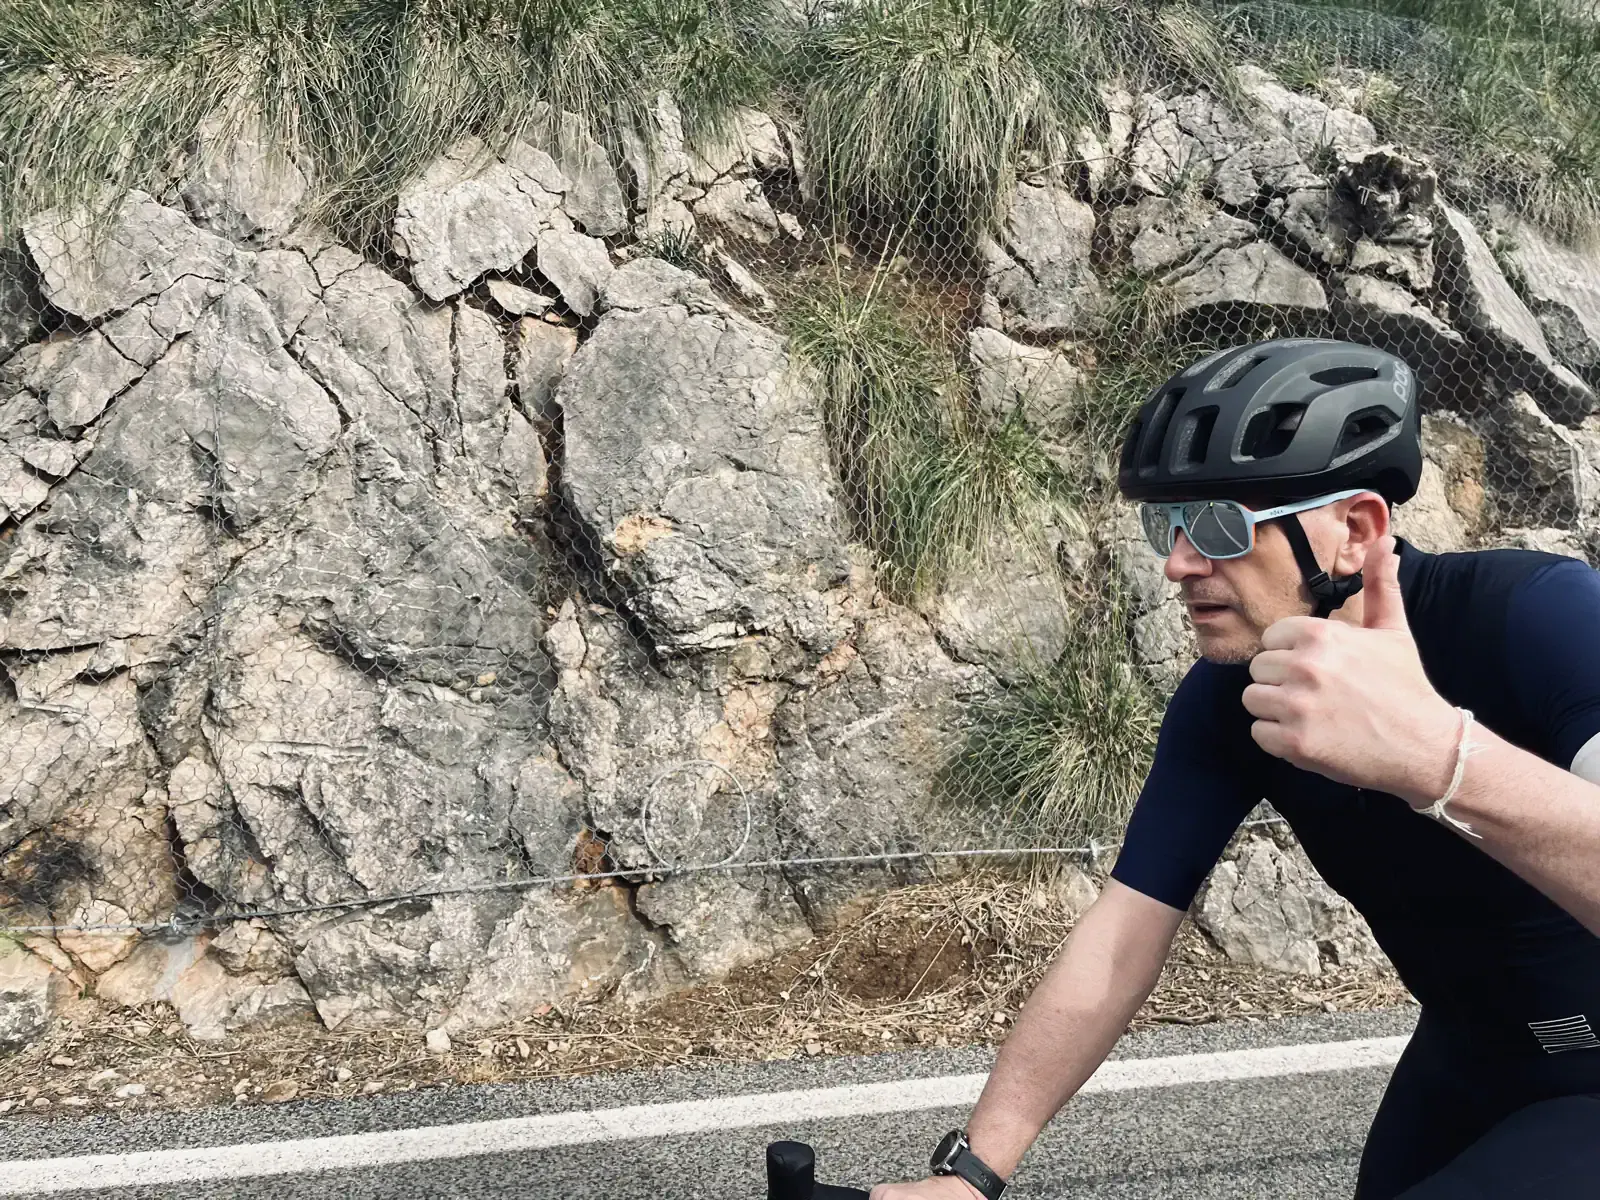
[1162,501,1343,664]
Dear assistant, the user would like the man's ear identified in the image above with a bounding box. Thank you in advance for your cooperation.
[1335,493,1390,574]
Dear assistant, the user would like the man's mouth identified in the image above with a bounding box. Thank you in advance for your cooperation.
[1186,600,1232,620]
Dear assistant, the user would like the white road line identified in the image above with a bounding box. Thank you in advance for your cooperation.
[0,1035,1408,1195]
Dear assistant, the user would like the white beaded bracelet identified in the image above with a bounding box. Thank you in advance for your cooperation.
[1421,706,1487,840]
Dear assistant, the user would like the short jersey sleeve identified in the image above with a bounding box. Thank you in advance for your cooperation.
[1109,660,1264,913]
[1504,558,1600,773]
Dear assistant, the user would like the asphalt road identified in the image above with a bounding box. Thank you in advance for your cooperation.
[0,1007,1420,1199]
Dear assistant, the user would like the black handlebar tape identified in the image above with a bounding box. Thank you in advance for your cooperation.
[767,1141,816,1200]
[766,1141,871,1200]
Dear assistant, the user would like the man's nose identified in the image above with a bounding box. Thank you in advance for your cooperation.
[1164,529,1213,583]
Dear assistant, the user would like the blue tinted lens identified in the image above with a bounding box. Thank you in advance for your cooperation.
[1182,501,1252,558]
[1139,503,1174,555]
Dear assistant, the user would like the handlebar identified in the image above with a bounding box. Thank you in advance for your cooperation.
[766,1141,871,1200]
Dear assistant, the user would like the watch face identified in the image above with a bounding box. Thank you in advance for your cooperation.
[930,1129,963,1171]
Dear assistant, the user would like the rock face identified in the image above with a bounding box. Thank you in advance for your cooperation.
[1503,217,1600,390]
[1196,833,1387,975]
[0,163,1002,1045]
[559,259,851,653]
[0,947,59,1051]
[2,74,1590,1044]
[982,185,1104,336]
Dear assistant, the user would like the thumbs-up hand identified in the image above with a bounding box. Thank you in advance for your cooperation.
[1243,536,1460,804]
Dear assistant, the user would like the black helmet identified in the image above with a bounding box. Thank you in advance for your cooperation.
[1117,338,1423,506]
[1116,338,1425,618]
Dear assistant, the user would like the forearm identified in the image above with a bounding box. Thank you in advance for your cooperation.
[964,891,1171,1180]
[1401,721,1600,935]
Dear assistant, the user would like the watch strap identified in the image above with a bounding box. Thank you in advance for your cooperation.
[948,1143,1006,1200]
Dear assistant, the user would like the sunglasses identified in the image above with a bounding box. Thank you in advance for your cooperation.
[1139,489,1366,560]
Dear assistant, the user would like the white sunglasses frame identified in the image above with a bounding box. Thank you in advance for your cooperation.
[1140,488,1369,560]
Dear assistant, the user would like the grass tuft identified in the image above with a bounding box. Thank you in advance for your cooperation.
[0,0,793,246]
[1218,0,1600,240]
[942,574,1162,845]
[797,0,1232,247]
[784,252,1075,599]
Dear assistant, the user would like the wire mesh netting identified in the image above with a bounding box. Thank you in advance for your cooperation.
[2,0,1598,1041]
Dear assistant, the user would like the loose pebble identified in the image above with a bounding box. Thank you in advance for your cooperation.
[335,1067,353,1083]
[114,1084,147,1100]
[424,1029,451,1055]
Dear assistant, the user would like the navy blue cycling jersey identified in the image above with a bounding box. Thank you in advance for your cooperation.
[1111,537,1600,1052]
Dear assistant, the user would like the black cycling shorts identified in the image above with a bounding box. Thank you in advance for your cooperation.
[1355,1009,1600,1199]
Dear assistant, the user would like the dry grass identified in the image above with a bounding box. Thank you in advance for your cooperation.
[0,864,1410,1119]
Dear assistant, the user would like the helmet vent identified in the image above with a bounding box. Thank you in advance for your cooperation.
[1240,403,1306,460]
[1173,406,1219,470]
[1310,365,1381,386]
[1207,352,1271,391]
[1335,407,1397,456]
[1137,387,1183,470]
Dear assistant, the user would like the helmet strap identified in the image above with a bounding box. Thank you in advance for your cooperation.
[1274,514,1365,619]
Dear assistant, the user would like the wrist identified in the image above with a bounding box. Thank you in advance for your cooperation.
[1398,700,1466,810]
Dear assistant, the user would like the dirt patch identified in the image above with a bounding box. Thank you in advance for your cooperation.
[0,864,1411,1121]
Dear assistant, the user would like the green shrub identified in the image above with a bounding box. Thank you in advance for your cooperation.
[0,0,792,245]
[785,259,1075,598]
[798,0,1231,246]
[942,577,1162,845]
[1220,0,1600,239]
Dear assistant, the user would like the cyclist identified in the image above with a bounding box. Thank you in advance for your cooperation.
[869,339,1600,1200]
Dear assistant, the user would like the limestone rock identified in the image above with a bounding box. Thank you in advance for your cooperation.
[24,191,248,322]
[695,178,781,243]
[1496,527,1593,563]
[1420,414,1488,533]
[1108,195,1256,280]
[559,258,852,653]
[536,229,613,317]
[0,249,39,360]
[1391,458,1468,554]
[1111,504,1196,695]
[966,327,1085,438]
[487,279,554,316]
[715,251,774,311]
[551,113,630,237]
[1125,92,1201,196]
[94,936,207,1009]
[1502,218,1600,389]
[983,185,1104,337]
[633,873,808,982]
[5,328,148,434]
[15,435,85,481]
[0,947,58,1051]
[295,888,659,1031]
[1437,202,1595,425]
[393,138,571,302]
[1488,391,1598,529]
[0,445,50,521]
[621,93,699,238]
[1331,275,1465,398]
[1167,242,1326,326]
[514,317,577,422]
[1196,834,1385,975]
[180,110,309,245]
[0,671,178,926]
[918,531,1074,683]
[773,604,1000,922]
[1235,65,1379,160]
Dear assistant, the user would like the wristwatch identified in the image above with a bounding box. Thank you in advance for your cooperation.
[930,1128,1007,1200]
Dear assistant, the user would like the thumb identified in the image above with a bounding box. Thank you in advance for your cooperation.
[1361,535,1409,631]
